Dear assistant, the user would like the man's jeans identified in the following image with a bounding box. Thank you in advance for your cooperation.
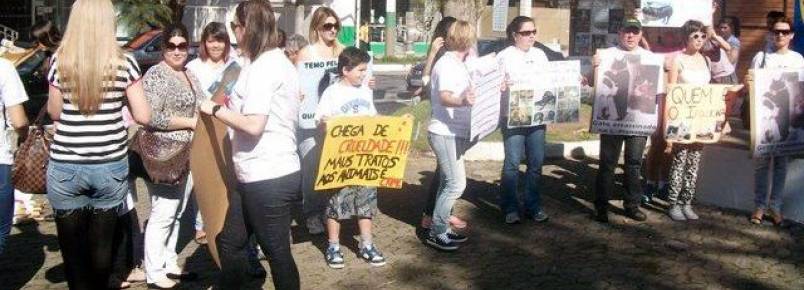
[0,164,13,254]
[500,126,546,215]
[595,134,647,210]
[754,156,788,212]
[428,133,471,236]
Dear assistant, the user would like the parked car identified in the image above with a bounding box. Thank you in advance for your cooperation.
[123,29,199,72]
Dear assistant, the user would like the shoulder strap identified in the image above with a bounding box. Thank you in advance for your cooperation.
[760,51,767,69]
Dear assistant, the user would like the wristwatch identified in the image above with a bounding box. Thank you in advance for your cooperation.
[212,105,222,117]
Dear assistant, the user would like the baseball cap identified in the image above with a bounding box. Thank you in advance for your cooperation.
[621,18,642,31]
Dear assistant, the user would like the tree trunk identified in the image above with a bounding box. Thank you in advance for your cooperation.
[442,0,485,25]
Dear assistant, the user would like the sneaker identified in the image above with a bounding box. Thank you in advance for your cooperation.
[594,206,609,223]
[425,233,459,251]
[306,216,325,235]
[642,184,656,205]
[359,245,387,267]
[624,208,647,221]
[668,205,686,221]
[126,267,146,283]
[446,229,468,243]
[682,205,699,220]
[530,211,549,223]
[325,247,345,269]
[504,212,521,224]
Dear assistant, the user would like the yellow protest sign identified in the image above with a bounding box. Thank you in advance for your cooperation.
[663,84,731,144]
[315,115,414,190]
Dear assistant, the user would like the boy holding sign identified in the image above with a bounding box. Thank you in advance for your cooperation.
[314,47,386,268]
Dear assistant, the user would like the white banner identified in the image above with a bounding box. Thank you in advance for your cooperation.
[468,53,504,142]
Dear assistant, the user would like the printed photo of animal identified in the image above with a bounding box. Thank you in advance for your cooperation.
[665,122,691,141]
[642,1,674,25]
[595,56,630,121]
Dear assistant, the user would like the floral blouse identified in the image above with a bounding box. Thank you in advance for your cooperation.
[142,61,204,142]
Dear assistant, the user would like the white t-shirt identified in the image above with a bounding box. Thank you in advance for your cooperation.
[0,58,28,165]
[496,45,549,86]
[314,81,376,121]
[751,49,804,69]
[429,51,472,138]
[186,58,230,99]
[228,49,301,183]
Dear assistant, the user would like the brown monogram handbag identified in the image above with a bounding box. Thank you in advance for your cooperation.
[129,70,197,185]
[12,108,52,194]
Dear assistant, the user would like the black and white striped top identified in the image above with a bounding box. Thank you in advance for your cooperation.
[47,54,141,164]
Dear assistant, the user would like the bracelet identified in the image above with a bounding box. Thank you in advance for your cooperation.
[212,105,222,117]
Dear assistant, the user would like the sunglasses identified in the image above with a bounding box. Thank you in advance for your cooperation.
[690,33,707,40]
[516,30,537,37]
[321,23,340,31]
[165,42,188,52]
[772,29,793,36]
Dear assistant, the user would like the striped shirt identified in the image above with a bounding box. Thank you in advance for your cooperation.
[47,54,141,164]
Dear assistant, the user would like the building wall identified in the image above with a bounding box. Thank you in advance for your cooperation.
[724,0,792,78]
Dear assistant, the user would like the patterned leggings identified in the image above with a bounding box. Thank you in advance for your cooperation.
[667,143,704,205]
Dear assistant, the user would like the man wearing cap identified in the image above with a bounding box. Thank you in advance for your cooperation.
[591,18,662,223]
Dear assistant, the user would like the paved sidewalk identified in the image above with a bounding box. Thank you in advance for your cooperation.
[0,156,802,290]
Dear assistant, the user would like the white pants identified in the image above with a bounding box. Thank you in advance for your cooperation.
[143,174,192,283]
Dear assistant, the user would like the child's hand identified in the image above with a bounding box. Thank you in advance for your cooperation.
[462,87,476,106]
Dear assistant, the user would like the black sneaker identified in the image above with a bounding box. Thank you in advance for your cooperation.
[625,208,647,221]
[595,207,609,223]
[425,233,459,251]
[446,229,468,243]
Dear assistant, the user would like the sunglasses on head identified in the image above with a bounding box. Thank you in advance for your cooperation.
[516,30,537,37]
[772,29,793,36]
[321,23,340,31]
[165,42,188,51]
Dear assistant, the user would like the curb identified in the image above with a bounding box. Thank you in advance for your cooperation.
[463,140,600,161]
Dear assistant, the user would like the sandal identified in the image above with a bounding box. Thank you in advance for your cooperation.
[749,208,764,225]
[768,209,784,226]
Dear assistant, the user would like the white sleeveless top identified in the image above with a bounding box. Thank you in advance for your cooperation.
[675,55,711,85]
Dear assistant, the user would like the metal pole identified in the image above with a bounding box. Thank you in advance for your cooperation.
[385,0,396,57]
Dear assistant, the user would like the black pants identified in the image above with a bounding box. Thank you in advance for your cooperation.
[595,134,647,210]
[111,209,142,279]
[54,207,118,290]
[217,172,301,290]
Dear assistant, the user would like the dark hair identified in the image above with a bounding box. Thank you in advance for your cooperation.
[337,46,370,76]
[505,16,534,45]
[236,0,279,61]
[198,22,231,61]
[277,29,287,48]
[769,17,794,31]
[432,16,457,42]
[160,23,189,49]
[31,20,61,49]
[718,16,741,37]
[767,11,786,27]
[680,20,705,44]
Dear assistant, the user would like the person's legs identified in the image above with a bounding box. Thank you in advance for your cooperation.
[85,159,128,289]
[54,208,93,290]
[143,179,188,283]
[0,164,13,254]
[87,207,120,289]
[421,164,439,222]
[523,126,546,216]
[666,145,688,206]
[216,189,250,288]
[429,134,468,237]
[595,134,624,210]
[768,156,789,215]
[299,130,325,232]
[500,127,526,216]
[241,173,301,290]
[622,136,647,210]
[678,145,704,205]
[753,156,772,210]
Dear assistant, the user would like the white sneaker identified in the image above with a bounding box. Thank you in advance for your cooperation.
[127,267,146,282]
[306,216,325,235]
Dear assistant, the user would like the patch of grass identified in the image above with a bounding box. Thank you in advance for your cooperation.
[392,100,597,152]
[374,55,425,64]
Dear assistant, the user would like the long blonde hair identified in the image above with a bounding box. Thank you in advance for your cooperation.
[57,0,124,115]
[308,7,344,56]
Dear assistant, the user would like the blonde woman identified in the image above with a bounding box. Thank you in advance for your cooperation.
[45,0,151,289]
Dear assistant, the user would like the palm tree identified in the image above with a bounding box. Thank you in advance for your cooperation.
[115,0,173,35]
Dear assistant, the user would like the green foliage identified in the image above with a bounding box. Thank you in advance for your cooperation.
[115,0,173,35]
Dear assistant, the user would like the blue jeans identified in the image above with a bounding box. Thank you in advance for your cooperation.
[754,156,788,212]
[0,164,13,254]
[500,126,546,215]
[46,158,129,212]
[428,133,471,236]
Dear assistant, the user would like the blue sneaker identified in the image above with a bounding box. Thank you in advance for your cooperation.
[359,245,387,267]
[642,184,656,205]
[325,247,345,269]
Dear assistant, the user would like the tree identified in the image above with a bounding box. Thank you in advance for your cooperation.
[442,0,487,26]
[115,0,172,34]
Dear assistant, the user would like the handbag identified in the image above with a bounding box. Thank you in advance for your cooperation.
[11,108,52,194]
[129,70,197,185]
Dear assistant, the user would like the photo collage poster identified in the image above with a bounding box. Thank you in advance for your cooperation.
[507,60,582,128]
[571,0,624,56]
[750,68,804,157]
[591,49,664,136]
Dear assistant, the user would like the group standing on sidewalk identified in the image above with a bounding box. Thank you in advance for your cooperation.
[0,0,802,289]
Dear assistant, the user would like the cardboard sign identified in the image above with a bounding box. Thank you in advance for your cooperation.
[315,116,414,190]
[299,59,339,129]
[750,68,804,157]
[591,49,664,136]
[639,0,713,28]
[467,53,504,142]
[663,84,731,144]
[507,60,582,128]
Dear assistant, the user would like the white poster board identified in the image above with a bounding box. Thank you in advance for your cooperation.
[750,68,804,157]
[468,53,504,142]
[639,0,713,28]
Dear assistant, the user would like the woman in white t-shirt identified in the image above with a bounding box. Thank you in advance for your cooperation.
[424,20,477,252]
[746,18,804,226]
[198,1,301,289]
[0,58,29,255]
[495,16,550,225]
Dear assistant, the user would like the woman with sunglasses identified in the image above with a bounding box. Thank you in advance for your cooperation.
[198,1,302,288]
[747,17,804,226]
[495,16,550,225]
[663,20,716,222]
[139,23,202,289]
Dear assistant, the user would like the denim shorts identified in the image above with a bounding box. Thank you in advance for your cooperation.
[46,158,129,212]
